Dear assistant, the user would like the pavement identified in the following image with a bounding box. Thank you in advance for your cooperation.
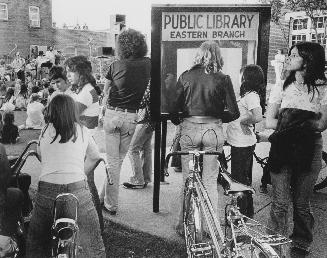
[21,126,327,258]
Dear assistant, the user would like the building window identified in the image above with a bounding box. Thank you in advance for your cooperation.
[292,34,307,45]
[292,18,308,30]
[0,3,8,20]
[313,16,327,29]
[29,6,40,27]
[311,33,327,47]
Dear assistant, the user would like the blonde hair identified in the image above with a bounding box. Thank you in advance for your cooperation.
[194,41,224,74]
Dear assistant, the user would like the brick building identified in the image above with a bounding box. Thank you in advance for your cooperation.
[0,0,54,60]
[0,0,113,63]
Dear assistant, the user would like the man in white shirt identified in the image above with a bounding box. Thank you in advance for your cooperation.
[48,66,77,102]
[45,46,56,67]
[11,52,25,82]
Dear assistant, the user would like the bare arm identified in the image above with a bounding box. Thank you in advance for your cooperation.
[265,102,280,130]
[312,104,327,132]
[240,107,263,125]
[84,136,101,175]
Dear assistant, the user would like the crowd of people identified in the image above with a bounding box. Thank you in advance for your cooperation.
[0,27,326,258]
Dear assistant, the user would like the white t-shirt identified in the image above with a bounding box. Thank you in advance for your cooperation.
[226,92,261,147]
[26,101,45,129]
[76,83,100,129]
[49,88,77,102]
[38,123,95,184]
[269,80,327,112]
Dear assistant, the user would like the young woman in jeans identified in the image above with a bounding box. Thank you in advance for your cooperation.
[26,95,105,258]
[172,41,239,234]
[266,42,327,256]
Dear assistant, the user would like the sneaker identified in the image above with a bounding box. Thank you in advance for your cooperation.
[123,182,147,189]
[102,205,117,216]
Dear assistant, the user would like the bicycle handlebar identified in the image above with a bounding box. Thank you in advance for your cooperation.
[164,150,225,175]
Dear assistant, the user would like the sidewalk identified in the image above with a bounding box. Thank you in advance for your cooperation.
[22,132,327,258]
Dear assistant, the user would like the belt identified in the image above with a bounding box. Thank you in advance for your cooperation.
[38,180,87,193]
[107,104,138,113]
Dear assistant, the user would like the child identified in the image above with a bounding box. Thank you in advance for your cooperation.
[0,88,15,112]
[1,111,19,144]
[19,93,45,129]
[226,64,265,218]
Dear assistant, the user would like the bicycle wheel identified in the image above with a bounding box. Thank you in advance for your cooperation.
[314,151,327,191]
[183,188,204,245]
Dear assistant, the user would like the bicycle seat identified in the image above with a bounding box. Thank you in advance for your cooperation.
[218,168,255,195]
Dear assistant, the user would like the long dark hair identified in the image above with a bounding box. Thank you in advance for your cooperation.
[240,64,266,113]
[64,55,101,95]
[283,42,327,92]
[43,94,80,144]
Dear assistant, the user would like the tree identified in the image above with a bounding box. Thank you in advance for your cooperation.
[260,0,289,45]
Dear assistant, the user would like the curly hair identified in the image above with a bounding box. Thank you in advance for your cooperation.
[193,41,224,74]
[116,29,148,59]
[64,55,101,95]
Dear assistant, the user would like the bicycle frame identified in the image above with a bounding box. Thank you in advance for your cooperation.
[165,150,291,258]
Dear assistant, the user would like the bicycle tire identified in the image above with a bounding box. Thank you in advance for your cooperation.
[314,151,327,191]
[183,188,204,246]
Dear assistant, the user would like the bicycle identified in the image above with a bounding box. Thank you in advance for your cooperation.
[51,193,79,258]
[164,150,291,258]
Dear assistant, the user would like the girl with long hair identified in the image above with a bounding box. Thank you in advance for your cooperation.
[26,94,105,258]
[226,64,265,218]
[266,42,327,256]
[64,56,104,231]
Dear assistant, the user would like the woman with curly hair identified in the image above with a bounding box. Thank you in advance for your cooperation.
[100,28,151,215]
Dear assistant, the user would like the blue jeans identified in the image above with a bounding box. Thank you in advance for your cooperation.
[26,180,105,258]
[127,123,153,185]
[100,109,138,212]
[177,119,224,226]
[268,136,322,251]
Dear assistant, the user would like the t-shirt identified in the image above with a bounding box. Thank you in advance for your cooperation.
[269,80,327,113]
[26,101,45,129]
[226,92,261,147]
[38,123,92,184]
[75,83,100,129]
[105,57,151,110]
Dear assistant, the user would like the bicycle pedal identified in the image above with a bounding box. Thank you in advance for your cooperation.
[190,243,213,257]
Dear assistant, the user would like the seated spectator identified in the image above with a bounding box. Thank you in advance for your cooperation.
[0,143,24,257]
[48,65,77,101]
[14,79,21,97]
[1,111,19,144]
[0,88,15,112]
[19,93,45,130]
[15,84,28,111]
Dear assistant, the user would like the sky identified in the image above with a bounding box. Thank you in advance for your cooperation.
[52,0,262,35]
